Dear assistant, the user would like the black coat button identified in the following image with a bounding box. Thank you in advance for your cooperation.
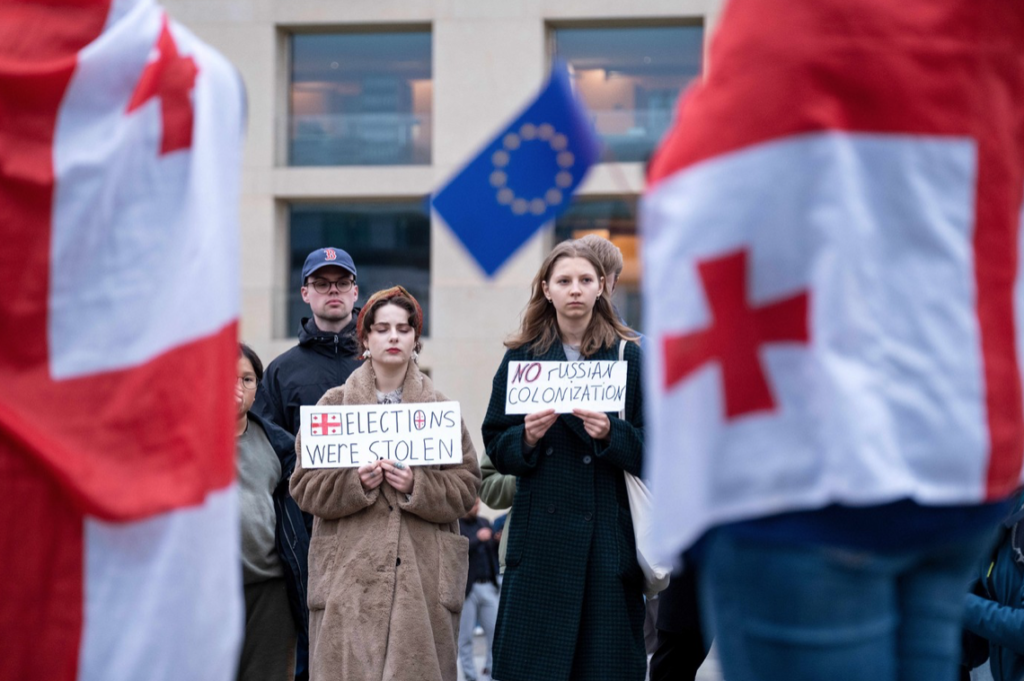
[582,455,592,465]
[396,557,402,566]
[584,512,593,521]
[545,447,554,456]
[547,505,556,514]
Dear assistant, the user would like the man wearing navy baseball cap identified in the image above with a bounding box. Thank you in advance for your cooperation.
[253,247,362,681]
[255,247,361,437]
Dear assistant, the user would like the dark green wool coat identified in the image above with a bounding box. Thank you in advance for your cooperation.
[483,339,646,681]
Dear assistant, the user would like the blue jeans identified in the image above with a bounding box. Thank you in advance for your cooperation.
[459,581,499,680]
[699,529,995,681]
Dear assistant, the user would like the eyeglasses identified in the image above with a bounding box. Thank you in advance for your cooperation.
[236,376,257,390]
[307,278,355,294]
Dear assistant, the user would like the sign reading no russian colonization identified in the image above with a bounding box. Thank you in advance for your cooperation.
[505,361,627,414]
[299,402,462,469]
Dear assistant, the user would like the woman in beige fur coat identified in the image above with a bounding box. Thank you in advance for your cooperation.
[290,286,481,681]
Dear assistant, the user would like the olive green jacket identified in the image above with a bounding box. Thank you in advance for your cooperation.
[480,452,515,572]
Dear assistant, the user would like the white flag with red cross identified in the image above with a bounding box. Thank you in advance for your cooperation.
[311,412,343,436]
[641,0,1024,565]
[0,1,244,679]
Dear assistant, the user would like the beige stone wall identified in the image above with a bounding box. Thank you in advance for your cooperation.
[162,0,713,463]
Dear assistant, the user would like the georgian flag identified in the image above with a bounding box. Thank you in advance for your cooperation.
[310,412,342,436]
[0,1,244,679]
[641,0,1024,565]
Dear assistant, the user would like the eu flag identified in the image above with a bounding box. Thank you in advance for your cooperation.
[431,62,602,276]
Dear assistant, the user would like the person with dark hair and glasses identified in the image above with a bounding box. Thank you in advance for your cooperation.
[235,343,310,681]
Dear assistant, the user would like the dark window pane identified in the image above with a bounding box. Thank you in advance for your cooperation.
[554,26,703,163]
[554,197,642,331]
[288,202,431,335]
[290,32,432,166]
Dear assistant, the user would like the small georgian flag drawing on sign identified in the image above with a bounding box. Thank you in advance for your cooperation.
[310,413,342,436]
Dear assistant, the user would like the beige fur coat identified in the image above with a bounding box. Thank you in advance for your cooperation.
[290,361,481,681]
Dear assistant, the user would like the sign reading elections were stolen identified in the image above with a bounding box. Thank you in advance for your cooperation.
[505,361,627,415]
[299,402,462,469]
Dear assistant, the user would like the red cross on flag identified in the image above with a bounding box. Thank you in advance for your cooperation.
[0,1,245,679]
[311,412,342,436]
[641,0,1024,564]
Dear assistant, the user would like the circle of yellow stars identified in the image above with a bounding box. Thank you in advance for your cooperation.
[490,122,575,216]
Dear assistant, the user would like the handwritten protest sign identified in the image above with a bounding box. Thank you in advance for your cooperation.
[299,402,462,469]
[505,361,627,415]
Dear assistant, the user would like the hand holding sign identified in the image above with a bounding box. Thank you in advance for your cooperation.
[572,408,611,440]
[359,462,383,491]
[380,460,414,494]
[524,409,557,447]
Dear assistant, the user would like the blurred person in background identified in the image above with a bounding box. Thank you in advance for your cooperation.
[961,490,1024,681]
[577,234,623,302]
[479,454,516,584]
[459,498,500,681]
[640,2,1024,680]
[235,343,310,681]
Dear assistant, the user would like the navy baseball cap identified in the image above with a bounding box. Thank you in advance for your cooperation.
[302,247,357,281]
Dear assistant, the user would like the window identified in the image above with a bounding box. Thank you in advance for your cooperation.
[554,197,642,330]
[288,202,431,335]
[289,31,432,166]
[554,25,703,163]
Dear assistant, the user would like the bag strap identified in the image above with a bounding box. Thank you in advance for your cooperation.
[618,339,626,420]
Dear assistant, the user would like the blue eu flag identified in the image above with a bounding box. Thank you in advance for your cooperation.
[431,62,602,276]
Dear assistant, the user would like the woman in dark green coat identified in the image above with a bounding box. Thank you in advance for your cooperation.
[483,240,646,681]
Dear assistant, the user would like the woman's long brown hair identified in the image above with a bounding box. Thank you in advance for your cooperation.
[506,240,639,357]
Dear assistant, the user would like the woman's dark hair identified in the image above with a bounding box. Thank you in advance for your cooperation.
[239,342,264,383]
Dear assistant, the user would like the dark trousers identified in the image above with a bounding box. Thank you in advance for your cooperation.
[650,565,710,681]
[238,578,296,681]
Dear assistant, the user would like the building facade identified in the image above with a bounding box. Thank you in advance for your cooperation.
[162,0,719,461]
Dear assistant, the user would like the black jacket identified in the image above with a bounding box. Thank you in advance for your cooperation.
[484,340,647,681]
[963,494,1024,681]
[254,314,362,436]
[460,515,500,596]
[244,411,310,641]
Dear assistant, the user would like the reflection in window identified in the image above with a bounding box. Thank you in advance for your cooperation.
[554,26,703,163]
[289,32,432,166]
[288,202,431,335]
[554,198,642,331]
